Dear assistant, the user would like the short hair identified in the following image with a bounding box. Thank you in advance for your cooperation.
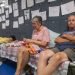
[68,14,75,19]
[32,16,42,24]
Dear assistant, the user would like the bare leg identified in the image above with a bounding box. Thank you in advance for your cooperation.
[15,46,30,75]
[37,51,68,75]
[37,50,55,75]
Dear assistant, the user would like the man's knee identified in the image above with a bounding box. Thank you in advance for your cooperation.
[55,52,68,61]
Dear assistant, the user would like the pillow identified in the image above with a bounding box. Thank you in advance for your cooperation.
[49,29,60,47]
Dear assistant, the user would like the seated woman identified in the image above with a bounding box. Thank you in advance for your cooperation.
[37,15,75,75]
[15,16,50,75]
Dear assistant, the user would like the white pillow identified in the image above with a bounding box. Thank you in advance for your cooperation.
[49,29,60,47]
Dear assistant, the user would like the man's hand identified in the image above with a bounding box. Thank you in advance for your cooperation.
[61,34,70,38]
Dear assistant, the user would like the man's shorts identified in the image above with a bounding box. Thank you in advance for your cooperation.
[51,47,75,61]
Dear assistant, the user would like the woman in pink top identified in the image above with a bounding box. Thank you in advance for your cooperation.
[15,16,50,75]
